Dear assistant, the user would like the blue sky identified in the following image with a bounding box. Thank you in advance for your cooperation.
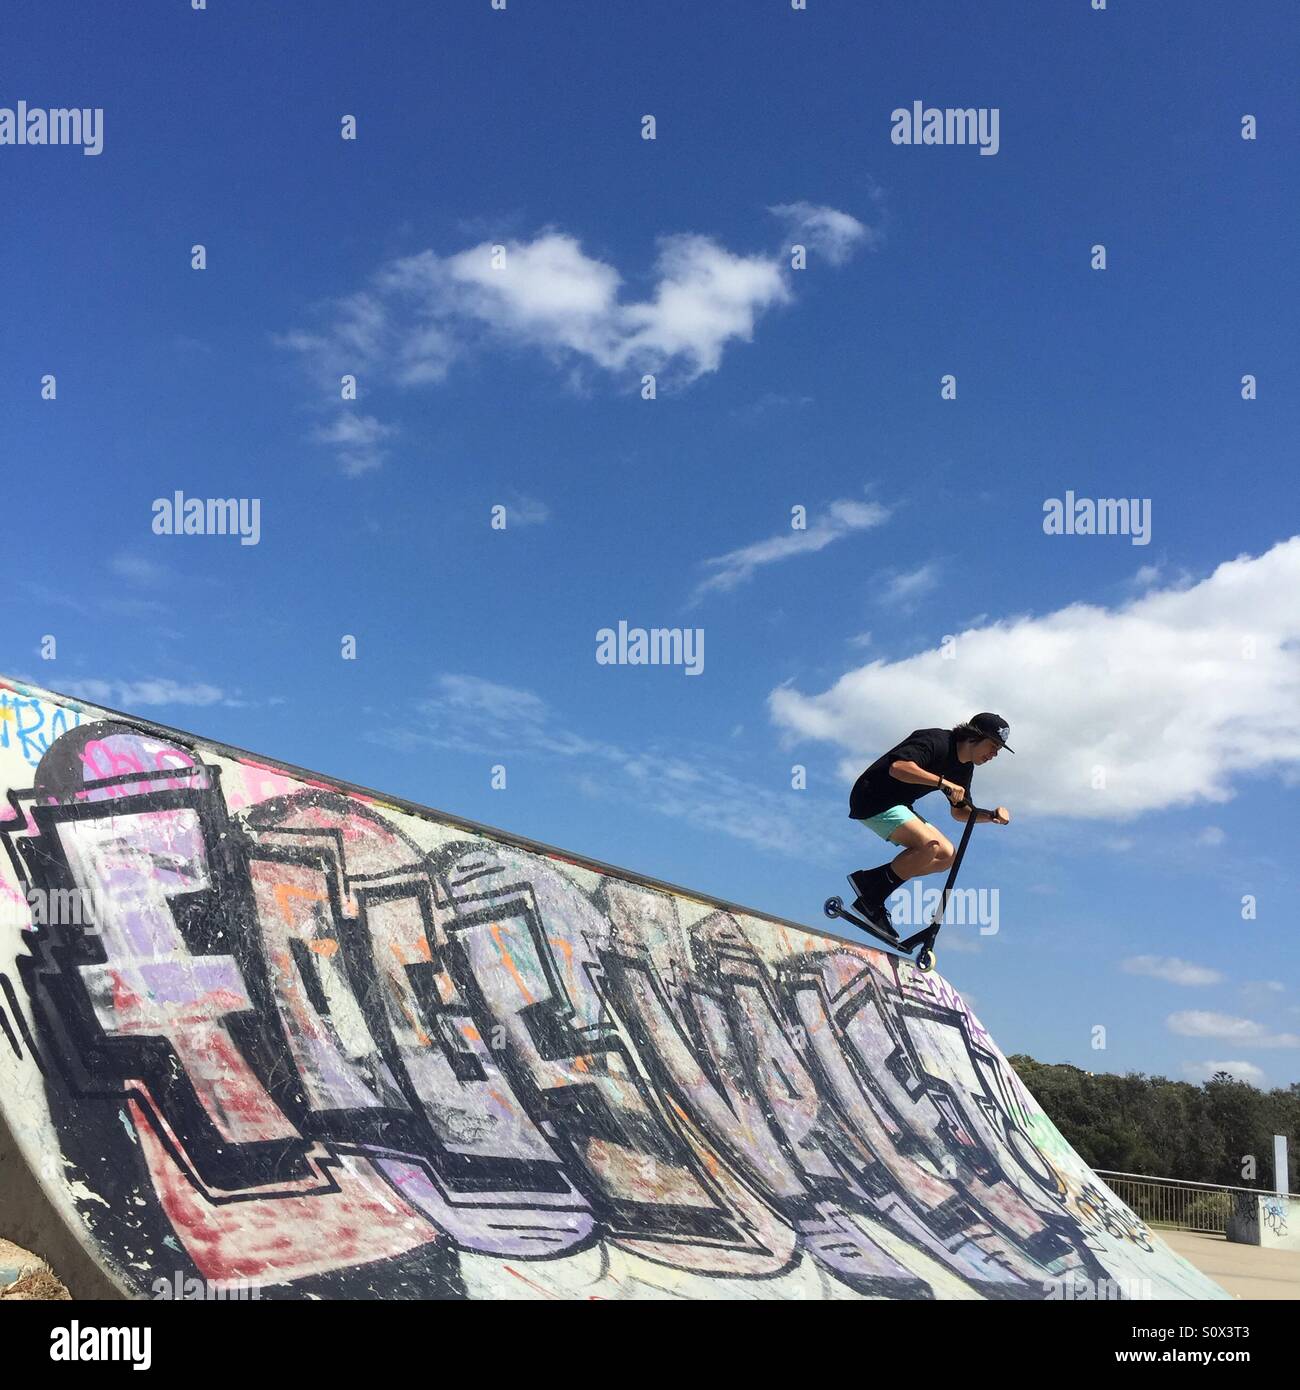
[3,1,1299,1087]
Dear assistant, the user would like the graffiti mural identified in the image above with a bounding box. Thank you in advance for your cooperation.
[0,680,1228,1299]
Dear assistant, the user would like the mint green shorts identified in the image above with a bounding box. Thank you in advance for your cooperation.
[858,805,928,841]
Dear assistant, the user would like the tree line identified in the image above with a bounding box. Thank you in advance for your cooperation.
[1007,1057,1298,1190]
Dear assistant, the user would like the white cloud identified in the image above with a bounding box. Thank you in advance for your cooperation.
[285,230,794,397]
[1122,956,1223,987]
[431,675,551,727]
[1181,1060,1267,1086]
[282,218,877,473]
[312,413,397,477]
[769,537,1300,818]
[693,499,889,601]
[767,202,876,265]
[1167,1011,1300,1048]
[60,678,227,709]
[882,562,940,605]
[1240,980,1285,999]
[1197,826,1226,847]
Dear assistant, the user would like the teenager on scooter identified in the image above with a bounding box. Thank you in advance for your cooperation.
[846,713,1014,942]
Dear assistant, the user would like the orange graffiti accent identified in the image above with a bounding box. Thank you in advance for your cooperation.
[461,1024,481,1042]
[398,1002,432,1048]
[667,1097,725,1183]
[490,924,536,1005]
[308,939,339,957]
[385,934,430,966]
[547,935,582,997]
[272,883,327,922]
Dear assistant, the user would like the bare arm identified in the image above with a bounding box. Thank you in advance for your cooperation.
[888,759,950,788]
[890,760,966,812]
[889,761,1010,824]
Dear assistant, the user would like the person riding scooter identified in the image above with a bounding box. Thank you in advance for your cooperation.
[845,713,1013,942]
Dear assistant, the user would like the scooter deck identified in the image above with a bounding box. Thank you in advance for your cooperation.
[823,896,939,964]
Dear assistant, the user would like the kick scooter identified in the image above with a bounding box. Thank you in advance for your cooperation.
[823,796,995,973]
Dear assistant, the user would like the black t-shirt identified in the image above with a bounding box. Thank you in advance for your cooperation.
[849,728,973,819]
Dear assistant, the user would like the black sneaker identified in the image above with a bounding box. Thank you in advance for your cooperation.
[852,896,900,943]
[848,868,882,900]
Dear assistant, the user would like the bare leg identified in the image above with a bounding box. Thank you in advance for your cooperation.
[888,819,955,883]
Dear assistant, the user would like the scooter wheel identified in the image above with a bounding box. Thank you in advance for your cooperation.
[915,949,936,974]
[823,896,843,919]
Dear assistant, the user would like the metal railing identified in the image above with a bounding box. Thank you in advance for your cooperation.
[1094,1170,1278,1234]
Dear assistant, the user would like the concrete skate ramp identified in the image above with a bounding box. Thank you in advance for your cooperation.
[0,677,1227,1300]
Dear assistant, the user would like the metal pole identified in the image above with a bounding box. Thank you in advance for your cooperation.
[929,804,983,929]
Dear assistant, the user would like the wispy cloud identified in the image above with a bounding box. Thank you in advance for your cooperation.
[770,537,1300,819]
[430,675,554,730]
[57,677,229,710]
[882,562,940,606]
[1181,1060,1267,1085]
[110,551,170,587]
[1122,956,1223,987]
[1167,1011,1300,1048]
[767,202,877,265]
[312,413,398,477]
[1239,980,1285,1007]
[22,580,171,623]
[369,674,835,861]
[692,499,889,602]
